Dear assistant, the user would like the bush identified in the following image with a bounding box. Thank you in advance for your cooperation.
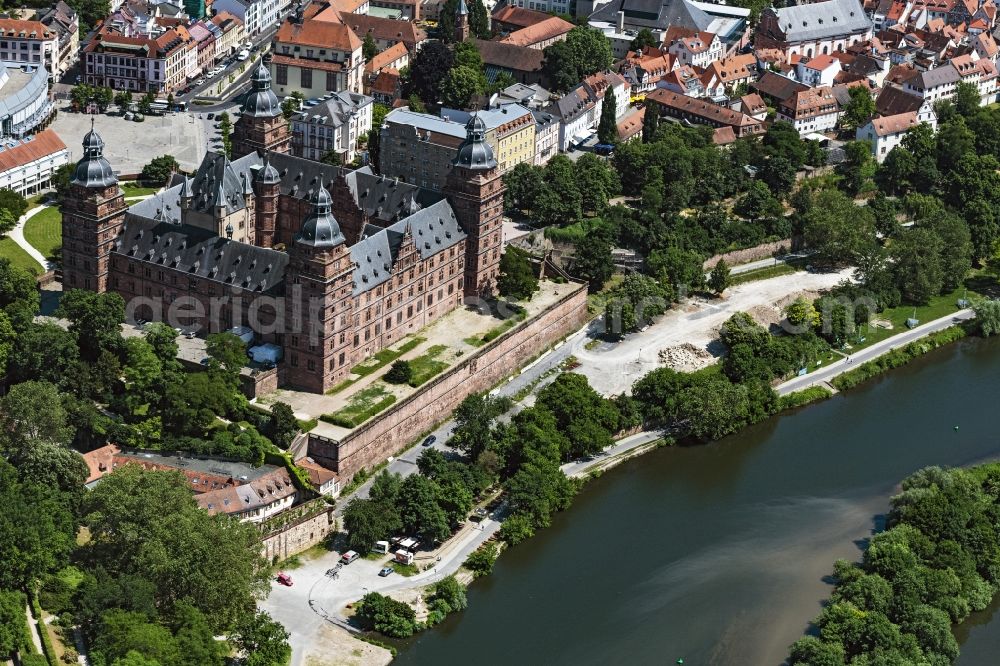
[21,655,49,666]
[354,592,417,638]
[464,543,499,577]
[384,360,412,384]
[777,386,832,411]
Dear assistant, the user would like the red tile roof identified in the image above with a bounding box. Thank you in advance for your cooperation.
[0,129,67,174]
[275,16,362,51]
[498,15,573,48]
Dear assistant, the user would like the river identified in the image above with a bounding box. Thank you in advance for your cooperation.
[392,335,1000,666]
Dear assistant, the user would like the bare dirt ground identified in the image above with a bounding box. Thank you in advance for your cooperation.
[573,268,853,395]
[299,624,391,666]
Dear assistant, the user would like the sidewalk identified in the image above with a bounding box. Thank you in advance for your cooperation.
[10,205,50,271]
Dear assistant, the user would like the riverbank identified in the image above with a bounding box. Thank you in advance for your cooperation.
[393,335,1000,665]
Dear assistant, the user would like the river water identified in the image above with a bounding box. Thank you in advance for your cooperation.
[393,336,1000,666]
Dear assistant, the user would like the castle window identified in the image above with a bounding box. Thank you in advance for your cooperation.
[291,354,298,367]
[307,359,315,371]
[339,352,345,365]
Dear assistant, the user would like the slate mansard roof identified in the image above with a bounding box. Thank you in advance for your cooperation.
[121,156,464,297]
[766,0,873,43]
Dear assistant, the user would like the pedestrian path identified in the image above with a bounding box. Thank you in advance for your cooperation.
[10,205,51,271]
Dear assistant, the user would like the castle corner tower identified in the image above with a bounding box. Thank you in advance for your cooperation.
[284,178,356,393]
[444,114,504,298]
[232,59,291,160]
[61,125,127,293]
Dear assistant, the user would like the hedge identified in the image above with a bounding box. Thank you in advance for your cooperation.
[778,386,833,411]
[831,326,966,391]
[29,593,57,666]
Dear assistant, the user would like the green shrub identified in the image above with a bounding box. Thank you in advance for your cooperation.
[354,592,417,638]
[499,513,536,546]
[385,360,412,384]
[831,326,966,391]
[778,386,833,411]
[464,543,499,577]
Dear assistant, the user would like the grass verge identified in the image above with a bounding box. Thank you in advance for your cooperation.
[321,385,397,428]
[391,562,419,577]
[23,207,61,259]
[464,310,527,347]
[121,182,159,197]
[831,326,967,391]
[730,262,801,286]
[350,336,425,376]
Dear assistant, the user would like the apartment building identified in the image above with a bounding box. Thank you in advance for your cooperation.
[83,25,190,94]
[291,90,373,162]
[0,18,59,78]
[270,13,364,96]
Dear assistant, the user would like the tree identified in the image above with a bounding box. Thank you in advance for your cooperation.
[405,41,454,106]
[499,512,536,545]
[572,233,613,290]
[891,227,944,304]
[91,610,181,666]
[802,189,876,265]
[841,86,876,130]
[504,452,575,527]
[973,298,1000,336]
[597,87,618,145]
[784,296,820,330]
[605,273,669,336]
[498,246,539,300]
[81,466,270,631]
[355,593,417,637]
[396,474,450,541]
[218,111,233,158]
[362,32,378,62]
[59,289,125,361]
[114,90,133,111]
[464,543,499,577]
[429,575,468,614]
[94,86,114,112]
[280,91,304,119]
[759,156,797,195]
[0,590,29,656]
[205,331,246,388]
[450,392,510,459]
[140,155,180,187]
[630,28,658,50]
[954,80,981,117]
[384,359,413,384]
[542,27,614,92]
[734,180,782,221]
[503,162,544,213]
[923,210,972,292]
[575,153,619,212]
[9,322,80,386]
[642,100,659,143]
[0,381,73,455]
[536,373,620,459]
[51,163,76,201]
[268,402,298,449]
[230,611,290,666]
[343,497,402,552]
[838,140,877,195]
[708,259,731,295]
[0,459,76,590]
[137,92,154,115]
[0,257,41,324]
[439,65,486,109]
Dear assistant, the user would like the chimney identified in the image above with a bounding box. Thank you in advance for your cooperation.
[617,10,625,32]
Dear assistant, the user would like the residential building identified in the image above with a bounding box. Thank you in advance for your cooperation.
[700,53,756,92]
[617,107,645,143]
[756,0,874,59]
[777,85,840,134]
[857,108,937,161]
[210,11,247,59]
[291,90,374,163]
[442,104,536,172]
[474,38,547,86]
[901,61,960,101]
[213,0,284,36]
[620,48,677,95]
[187,21,216,78]
[0,128,67,196]
[0,18,59,78]
[83,25,190,94]
[503,0,572,19]
[36,1,79,77]
[645,88,765,137]
[379,107,466,189]
[667,31,723,68]
[492,5,552,34]
[333,12,428,52]
[498,16,574,49]
[496,82,552,109]
[753,70,810,106]
[659,64,705,97]
[296,457,342,496]
[797,54,842,87]
[737,93,767,121]
[532,108,559,164]
[270,12,364,97]
[368,68,401,104]
[369,0,421,20]
[549,83,598,150]
[366,41,408,75]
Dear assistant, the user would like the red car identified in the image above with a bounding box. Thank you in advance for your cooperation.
[276,572,293,586]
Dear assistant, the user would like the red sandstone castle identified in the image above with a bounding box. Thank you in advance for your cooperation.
[61,62,505,394]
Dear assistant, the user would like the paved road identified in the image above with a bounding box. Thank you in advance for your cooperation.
[560,430,665,477]
[776,308,974,395]
[721,252,813,277]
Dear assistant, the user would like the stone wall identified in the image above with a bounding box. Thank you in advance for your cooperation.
[310,282,590,480]
[702,238,799,270]
[260,502,337,563]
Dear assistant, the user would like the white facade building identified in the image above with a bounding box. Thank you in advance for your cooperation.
[0,128,69,195]
[857,108,937,162]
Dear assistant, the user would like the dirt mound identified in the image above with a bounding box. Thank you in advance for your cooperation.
[747,304,782,329]
[775,290,822,310]
[659,343,714,372]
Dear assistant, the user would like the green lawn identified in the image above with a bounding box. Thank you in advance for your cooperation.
[320,385,397,428]
[0,236,42,274]
[350,336,425,377]
[121,182,159,197]
[730,263,801,286]
[23,207,61,259]
[406,345,448,387]
[842,282,984,353]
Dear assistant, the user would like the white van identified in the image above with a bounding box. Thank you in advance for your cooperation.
[373,540,390,554]
[237,49,249,61]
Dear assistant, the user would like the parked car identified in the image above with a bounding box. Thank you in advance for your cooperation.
[422,435,436,447]
[378,566,393,577]
[340,550,359,565]
[207,113,215,120]
[276,572,293,586]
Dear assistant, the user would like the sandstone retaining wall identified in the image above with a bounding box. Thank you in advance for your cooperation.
[314,283,590,480]
[702,238,799,270]
[260,503,337,563]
